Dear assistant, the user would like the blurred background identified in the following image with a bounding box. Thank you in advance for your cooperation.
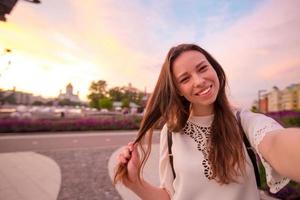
[0,0,299,200]
[0,0,300,130]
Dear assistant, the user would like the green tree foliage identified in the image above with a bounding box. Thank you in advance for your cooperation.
[99,97,113,109]
[87,81,145,110]
[58,99,81,106]
[282,117,300,127]
[32,101,44,106]
[108,85,144,105]
[120,86,144,105]
[45,101,53,106]
[87,80,107,109]
[251,106,258,113]
[121,98,130,108]
[108,87,123,101]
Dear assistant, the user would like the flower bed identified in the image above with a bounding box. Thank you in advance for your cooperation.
[0,115,142,133]
[266,110,300,127]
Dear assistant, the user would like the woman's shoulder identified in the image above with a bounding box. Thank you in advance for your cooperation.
[231,106,249,116]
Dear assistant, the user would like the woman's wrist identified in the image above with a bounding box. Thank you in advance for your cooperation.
[125,177,146,190]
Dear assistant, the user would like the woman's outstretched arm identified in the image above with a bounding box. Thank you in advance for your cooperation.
[259,128,300,182]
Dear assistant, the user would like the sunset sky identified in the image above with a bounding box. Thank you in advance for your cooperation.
[0,0,299,108]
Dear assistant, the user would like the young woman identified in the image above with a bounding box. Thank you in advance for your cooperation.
[113,44,300,200]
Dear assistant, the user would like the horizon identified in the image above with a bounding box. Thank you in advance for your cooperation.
[0,0,300,108]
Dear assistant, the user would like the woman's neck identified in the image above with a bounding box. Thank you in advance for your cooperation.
[191,104,214,116]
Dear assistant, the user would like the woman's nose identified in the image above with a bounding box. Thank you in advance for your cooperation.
[192,74,205,87]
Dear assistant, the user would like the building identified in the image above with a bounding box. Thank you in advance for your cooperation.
[281,84,300,110]
[257,83,300,112]
[58,83,80,103]
[0,87,33,105]
[267,86,282,112]
[259,94,268,113]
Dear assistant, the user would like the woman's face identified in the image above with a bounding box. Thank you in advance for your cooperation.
[172,50,220,113]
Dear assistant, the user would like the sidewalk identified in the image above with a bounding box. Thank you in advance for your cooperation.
[0,152,61,200]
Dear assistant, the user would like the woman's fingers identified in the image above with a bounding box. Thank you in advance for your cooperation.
[122,148,131,159]
[128,144,140,165]
[128,142,134,152]
[117,145,133,164]
[118,154,128,164]
[117,142,141,169]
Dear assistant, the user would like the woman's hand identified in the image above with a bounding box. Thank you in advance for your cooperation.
[116,142,171,200]
[117,142,140,186]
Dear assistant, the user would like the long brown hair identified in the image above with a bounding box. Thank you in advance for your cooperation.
[113,44,246,185]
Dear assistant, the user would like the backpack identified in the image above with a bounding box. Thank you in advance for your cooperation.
[167,110,261,187]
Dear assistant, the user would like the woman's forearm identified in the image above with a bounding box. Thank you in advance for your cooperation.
[260,128,300,182]
[126,179,170,200]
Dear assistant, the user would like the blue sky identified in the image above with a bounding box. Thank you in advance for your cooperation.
[0,0,299,108]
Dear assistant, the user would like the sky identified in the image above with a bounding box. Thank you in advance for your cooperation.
[0,0,299,108]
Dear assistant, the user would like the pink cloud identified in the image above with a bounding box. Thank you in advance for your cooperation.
[201,0,300,108]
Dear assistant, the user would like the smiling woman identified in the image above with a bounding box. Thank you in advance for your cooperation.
[172,50,220,116]
[113,43,300,200]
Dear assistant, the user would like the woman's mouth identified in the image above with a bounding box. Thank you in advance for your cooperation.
[195,85,212,96]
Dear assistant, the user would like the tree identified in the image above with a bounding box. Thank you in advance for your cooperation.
[251,106,258,113]
[87,80,107,109]
[32,101,44,106]
[121,86,144,105]
[58,99,81,106]
[45,101,53,106]
[121,98,130,108]
[99,97,113,110]
[108,87,123,101]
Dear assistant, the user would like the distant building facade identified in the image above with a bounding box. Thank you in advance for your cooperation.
[259,94,268,113]
[267,86,282,112]
[256,83,300,113]
[58,83,80,103]
[0,87,33,105]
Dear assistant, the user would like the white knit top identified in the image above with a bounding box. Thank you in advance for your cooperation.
[159,108,290,200]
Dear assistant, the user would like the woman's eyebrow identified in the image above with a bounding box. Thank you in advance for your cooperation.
[177,60,207,80]
[195,60,207,69]
[177,72,188,81]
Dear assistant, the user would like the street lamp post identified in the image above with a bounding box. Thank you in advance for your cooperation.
[258,89,267,112]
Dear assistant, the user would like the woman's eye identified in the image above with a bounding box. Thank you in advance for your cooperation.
[198,66,208,72]
[180,77,189,83]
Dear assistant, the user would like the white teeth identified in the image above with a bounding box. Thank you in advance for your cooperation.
[199,86,211,95]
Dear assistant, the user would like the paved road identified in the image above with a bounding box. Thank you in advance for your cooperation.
[0,130,160,153]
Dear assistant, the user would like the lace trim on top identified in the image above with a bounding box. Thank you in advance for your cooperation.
[183,118,289,192]
[253,121,289,193]
[183,121,215,180]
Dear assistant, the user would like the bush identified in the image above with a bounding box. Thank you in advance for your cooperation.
[266,111,300,127]
[0,115,143,133]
